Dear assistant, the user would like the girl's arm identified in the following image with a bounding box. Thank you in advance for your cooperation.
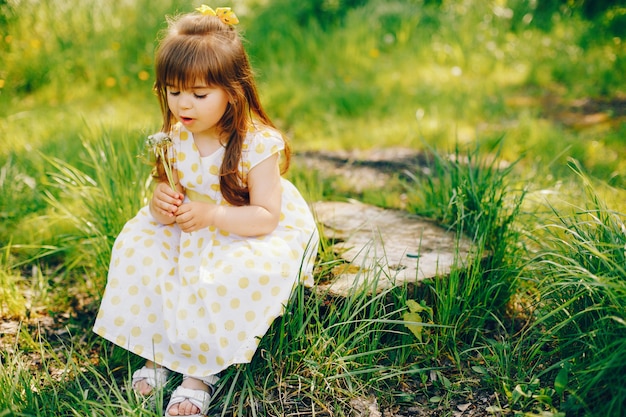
[175,153,282,236]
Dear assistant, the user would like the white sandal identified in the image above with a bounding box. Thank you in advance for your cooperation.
[164,376,217,417]
[132,366,170,394]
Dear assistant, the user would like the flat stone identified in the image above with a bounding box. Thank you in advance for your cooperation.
[312,200,475,297]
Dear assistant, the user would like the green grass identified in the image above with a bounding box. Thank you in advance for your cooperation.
[1,0,625,416]
[522,164,626,416]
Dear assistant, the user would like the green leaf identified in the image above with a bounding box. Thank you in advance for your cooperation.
[554,366,569,395]
[485,406,504,413]
[406,299,433,319]
[472,365,487,374]
[406,299,424,313]
[403,311,423,342]
[440,373,452,389]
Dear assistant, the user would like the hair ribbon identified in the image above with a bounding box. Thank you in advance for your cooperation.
[196,5,239,25]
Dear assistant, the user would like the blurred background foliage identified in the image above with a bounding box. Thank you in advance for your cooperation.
[1,0,625,242]
[0,0,624,244]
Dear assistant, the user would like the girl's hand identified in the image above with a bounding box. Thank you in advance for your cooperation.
[150,182,184,223]
[175,201,215,233]
[175,153,281,237]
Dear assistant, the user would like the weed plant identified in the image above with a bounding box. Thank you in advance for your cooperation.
[1,0,625,416]
[401,139,527,349]
[522,164,626,416]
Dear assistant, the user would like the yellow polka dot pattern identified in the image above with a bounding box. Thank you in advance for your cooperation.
[93,123,319,378]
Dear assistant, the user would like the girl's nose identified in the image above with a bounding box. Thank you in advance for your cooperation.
[179,92,193,109]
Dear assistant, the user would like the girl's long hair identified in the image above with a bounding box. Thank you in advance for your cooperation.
[154,12,290,206]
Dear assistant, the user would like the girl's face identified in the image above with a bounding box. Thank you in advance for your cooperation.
[166,82,229,141]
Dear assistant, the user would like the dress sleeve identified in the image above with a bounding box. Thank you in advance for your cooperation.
[242,128,285,172]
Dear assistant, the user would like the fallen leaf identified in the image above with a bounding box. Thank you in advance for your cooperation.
[457,403,471,412]
[331,263,365,276]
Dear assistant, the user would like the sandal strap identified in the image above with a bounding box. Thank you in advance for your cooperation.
[166,386,212,415]
[132,366,170,389]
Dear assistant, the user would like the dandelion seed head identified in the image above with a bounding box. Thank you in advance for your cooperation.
[146,132,177,190]
[148,132,171,144]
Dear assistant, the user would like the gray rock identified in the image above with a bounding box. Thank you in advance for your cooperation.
[312,200,476,297]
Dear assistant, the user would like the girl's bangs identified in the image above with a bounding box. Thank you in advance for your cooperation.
[161,42,222,89]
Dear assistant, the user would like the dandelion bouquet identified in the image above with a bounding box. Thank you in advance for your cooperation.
[145,132,178,191]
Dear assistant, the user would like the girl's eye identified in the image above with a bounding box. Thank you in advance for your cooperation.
[194,94,208,99]
[168,90,180,96]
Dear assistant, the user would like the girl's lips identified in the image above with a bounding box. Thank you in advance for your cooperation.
[180,116,193,124]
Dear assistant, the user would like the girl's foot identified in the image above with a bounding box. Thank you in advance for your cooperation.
[165,376,215,416]
[132,360,169,396]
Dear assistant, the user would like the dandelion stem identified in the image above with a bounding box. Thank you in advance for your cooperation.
[158,145,177,191]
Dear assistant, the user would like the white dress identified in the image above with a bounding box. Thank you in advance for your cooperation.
[93,123,318,379]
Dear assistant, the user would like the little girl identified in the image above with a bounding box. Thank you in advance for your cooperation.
[93,5,318,416]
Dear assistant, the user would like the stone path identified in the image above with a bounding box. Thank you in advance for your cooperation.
[311,199,475,297]
[295,147,430,192]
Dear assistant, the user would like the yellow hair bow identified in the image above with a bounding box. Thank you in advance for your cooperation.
[195,5,239,25]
